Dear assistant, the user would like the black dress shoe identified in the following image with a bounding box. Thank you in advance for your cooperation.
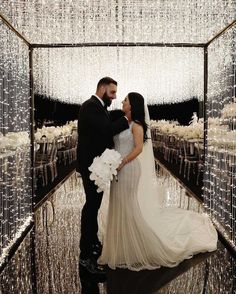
[93,242,102,252]
[79,257,107,275]
[91,243,102,259]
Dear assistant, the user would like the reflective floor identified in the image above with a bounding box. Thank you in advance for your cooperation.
[34,172,235,294]
[0,170,235,293]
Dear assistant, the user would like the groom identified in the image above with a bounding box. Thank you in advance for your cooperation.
[77,77,129,274]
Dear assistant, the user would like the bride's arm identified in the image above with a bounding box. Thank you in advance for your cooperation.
[117,122,144,171]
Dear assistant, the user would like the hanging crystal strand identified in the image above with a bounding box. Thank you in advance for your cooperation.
[0,16,32,266]
[33,46,203,105]
[2,156,8,250]
[0,0,236,44]
[205,24,236,249]
[7,154,13,242]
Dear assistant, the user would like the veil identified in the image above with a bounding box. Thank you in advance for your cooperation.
[137,103,165,227]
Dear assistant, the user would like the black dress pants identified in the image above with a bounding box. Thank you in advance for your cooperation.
[79,169,103,258]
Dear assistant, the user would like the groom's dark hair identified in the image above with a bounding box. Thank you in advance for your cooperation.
[97,77,117,90]
[128,92,148,143]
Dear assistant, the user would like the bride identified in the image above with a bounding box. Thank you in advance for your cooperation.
[98,92,217,271]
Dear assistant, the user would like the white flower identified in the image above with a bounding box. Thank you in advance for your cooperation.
[0,137,11,149]
[208,117,220,126]
[34,130,42,141]
[221,101,236,118]
[6,131,30,146]
[61,125,72,136]
[89,149,122,192]
[0,132,30,151]
[68,120,78,128]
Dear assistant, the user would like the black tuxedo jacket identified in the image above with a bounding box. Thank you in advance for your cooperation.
[77,96,129,173]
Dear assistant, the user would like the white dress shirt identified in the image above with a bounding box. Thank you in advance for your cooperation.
[94,94,105,107]
[94,94,128,121]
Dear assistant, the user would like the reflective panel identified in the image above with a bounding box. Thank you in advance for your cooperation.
[33,171,235,293]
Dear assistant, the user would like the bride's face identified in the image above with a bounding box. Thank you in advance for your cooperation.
[122,96,131,114]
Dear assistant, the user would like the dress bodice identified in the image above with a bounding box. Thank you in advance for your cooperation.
[114,122,134,157]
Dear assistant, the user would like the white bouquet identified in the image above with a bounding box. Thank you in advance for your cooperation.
[89,148,122,192]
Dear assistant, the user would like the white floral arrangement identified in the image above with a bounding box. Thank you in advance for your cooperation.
[184,124,204,139]
[0,131,30,150]
[208,117,220,126]
[221,101,236,119]
[209,130,236,148]
[61,125,72,136]
[35,121,78,143]
[35,126,67,142]
[150,120,179,135]
[150,117,203,140]
[35,126,62,142]
[89,148,122,192]
[68,120,78,129]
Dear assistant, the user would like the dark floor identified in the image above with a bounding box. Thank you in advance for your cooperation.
[81,252,215,294]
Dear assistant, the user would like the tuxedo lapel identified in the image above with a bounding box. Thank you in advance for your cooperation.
[91,96,110,120]
[104,107,111,119]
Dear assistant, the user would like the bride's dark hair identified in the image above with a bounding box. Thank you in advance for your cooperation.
[128,92,148,142]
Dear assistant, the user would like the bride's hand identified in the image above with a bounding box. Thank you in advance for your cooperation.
[117,158,128,171]
[117,162,124,172]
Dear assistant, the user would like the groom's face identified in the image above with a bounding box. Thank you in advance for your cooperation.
[102,83,117,107]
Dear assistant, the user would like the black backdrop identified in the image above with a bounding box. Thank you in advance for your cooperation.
[148,98,202,125]
[34,94,80,127]
[35,94,202,127]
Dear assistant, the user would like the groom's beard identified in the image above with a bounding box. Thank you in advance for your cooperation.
[102,91,112,107]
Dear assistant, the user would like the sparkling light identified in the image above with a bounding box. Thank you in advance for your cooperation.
[0,231,34,293]
[0,165,234,292]
[33,171,234,293]
[0,1,235,290]
[0,0,235,44]
[0,19,32,262]
[204,24,236,249]
[33,47,204,105]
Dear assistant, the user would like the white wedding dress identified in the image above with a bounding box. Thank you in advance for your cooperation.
[98,122,217,271]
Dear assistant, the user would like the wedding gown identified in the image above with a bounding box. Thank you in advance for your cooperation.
[98,122,217,271]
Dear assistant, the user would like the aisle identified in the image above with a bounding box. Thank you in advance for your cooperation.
[33,172,235,294]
